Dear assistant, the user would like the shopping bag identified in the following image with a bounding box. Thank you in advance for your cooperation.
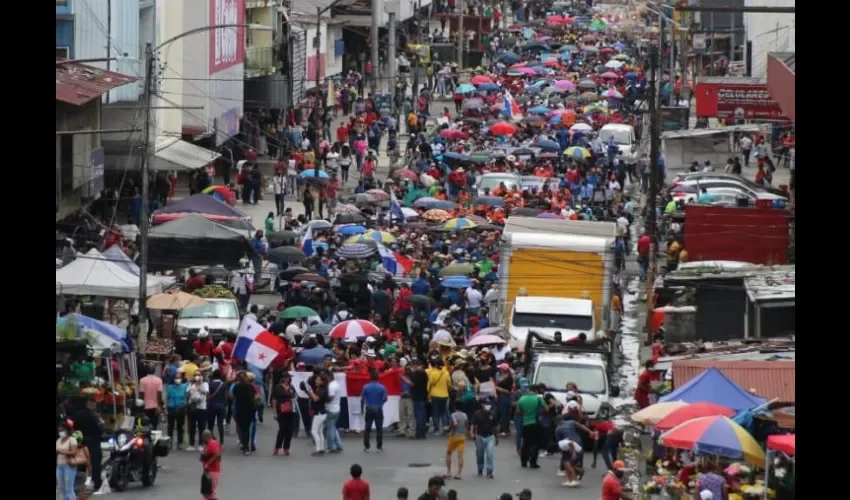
[201,471,213,496]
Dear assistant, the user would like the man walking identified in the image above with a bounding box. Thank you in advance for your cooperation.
[398,359,415,437]
[517,384,546,469]
[444,406,468,479]
[470,398,497,478]
[361,369,388,452]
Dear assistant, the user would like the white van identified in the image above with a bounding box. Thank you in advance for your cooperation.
[507,296,598,348]
[599,123,637,165]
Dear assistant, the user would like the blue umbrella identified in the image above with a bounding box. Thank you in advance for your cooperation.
[297,346,335,367]
[532,67,551,75]
[523,86,541,94]
[456,83,476,94]
[536,139,561,152]
[528,106,550,114]
[548,115,563,125]
[499,51,521,64]
[336,224,367,235]
[442,276,473,289]
[625,71,639,80]
[442,152,468,161]
[613,42,627,51]
[300,169,329,179]
[478,83,501,91]
[532,79,549,87]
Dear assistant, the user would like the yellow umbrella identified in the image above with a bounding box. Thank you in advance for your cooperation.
[630,401,689,426]
[345,230,396,245]
[146,291,209,310]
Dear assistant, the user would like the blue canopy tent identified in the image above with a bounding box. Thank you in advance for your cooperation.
[660,366,767,411]
[57,313,133,353]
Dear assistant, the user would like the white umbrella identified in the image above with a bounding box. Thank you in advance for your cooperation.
[401,207,419,218]
[420,174,437,187]
[605,60,624,69]
[570,123,593,132]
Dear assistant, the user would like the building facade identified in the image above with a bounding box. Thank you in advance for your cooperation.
[56,0,75,59]
[743,0,795,80]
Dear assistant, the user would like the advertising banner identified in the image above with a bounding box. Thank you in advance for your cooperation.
[209,0,245,75]
[219,108,240,145]
[695,81,788,121]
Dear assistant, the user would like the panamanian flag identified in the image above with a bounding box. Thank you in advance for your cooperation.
[291,368,403,432]
[233,318,285,369]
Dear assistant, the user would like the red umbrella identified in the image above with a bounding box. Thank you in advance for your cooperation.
[490,121,517,136]
[440,129,469,140]
[599,47,616,54]
[471,75,493,85]
[655,402,736,431]
[600,71,620,80]
[329,320,381,339]
[393,168,419,181]
[509,62,528,69]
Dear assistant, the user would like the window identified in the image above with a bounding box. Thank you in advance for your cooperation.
[179,301,239,320]
[477,175,519,192]
[598,129,632,145]
[535,363,607,394]
[512,312,593,331]
[56,47,70,59]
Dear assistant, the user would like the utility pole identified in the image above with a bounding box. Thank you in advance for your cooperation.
[138,42,155,354]
[314,6,323,159]
[457,0,465,67]
[412,0,422,97]
[387,2,398,113]
[643,45,661,345]
[370,0,380,97]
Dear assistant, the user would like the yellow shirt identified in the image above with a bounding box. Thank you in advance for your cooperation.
[179,362,199,380]
[426,367,451,398]
[667,241,681,262]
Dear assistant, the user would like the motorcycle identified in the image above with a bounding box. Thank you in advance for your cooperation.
[102,417,170,491]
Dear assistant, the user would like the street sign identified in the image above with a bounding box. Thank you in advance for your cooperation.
[693,33,707,52]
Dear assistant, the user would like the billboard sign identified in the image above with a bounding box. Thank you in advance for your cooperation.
[89,147,105,195]
[695,81,788,121]
[218,108,240,145]
[209,0,245,75]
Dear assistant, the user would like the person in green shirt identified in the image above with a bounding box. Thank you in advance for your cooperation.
[477,257,494,275]
[664,199,678,214]
[516,384,546,469]
[264,211,276,235]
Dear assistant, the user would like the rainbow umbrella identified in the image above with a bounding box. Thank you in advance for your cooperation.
[442,217,478,231]
[659,416,766,465]
[564,146,591,159]
[631,401,689,426]
[345,230,396,245]
[201,185,235,205]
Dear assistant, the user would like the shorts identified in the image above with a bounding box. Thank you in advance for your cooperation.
[447,435,466,453]
[561,449,584,467]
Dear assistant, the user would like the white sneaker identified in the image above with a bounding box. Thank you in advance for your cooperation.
[185,446,196,451]
[556,470,566,476]
[570,480,582,488]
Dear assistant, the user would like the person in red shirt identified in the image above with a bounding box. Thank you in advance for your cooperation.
[200,430,222,500]
[342,463,371,500]
[337,124,349,143]
[633,359,656,409]
[601,460,632,500]
[193,330,215,358]
[103,225,122,249]
[396,283,413,314]
[637,230,651,280]
[184,270,207,293]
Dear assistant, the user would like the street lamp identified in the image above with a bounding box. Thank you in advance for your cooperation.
[136,23,273,352]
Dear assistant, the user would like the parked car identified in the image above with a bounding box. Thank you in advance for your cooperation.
[671,178,788,202]
[670,172,787,197]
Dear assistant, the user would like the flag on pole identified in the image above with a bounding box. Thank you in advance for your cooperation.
[233,317,285,369]
[390,190,406,224]
[503,91,522,121]
[377,243,412,278]
[301,228,315,257]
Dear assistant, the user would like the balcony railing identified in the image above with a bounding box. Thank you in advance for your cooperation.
[245,45,275,71]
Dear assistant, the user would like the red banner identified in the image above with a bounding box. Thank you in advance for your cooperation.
[345,367,404,397]
[694,81,788,121]
[209,0,245,75]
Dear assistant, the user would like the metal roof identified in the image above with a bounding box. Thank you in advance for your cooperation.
[745,268,795,302]
[56,62,137,106]
[770,52,795,74]
[672,359,795,404]
[667,264,794,282]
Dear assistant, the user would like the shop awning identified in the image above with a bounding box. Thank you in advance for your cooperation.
[767,52,795,123]
[153,136,220,171]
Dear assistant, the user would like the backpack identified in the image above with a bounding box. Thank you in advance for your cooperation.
[460,383,476,403]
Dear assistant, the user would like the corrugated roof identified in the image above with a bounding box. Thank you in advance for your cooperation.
[745,268,795,302]
[672,360,795,404]
[770,52,795,73]
[56,62,137,106]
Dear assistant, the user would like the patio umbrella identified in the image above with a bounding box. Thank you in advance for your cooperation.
[630,401,689,426]
[329,320,381,339]
[490,121,518,136]
[336,242,378,259]
[147,291,208,310]
[267,246,306,265]
[467,334,507,347]
[346,230,396,245]
[659,416,766,465]
[655,403,737,431]
[279,305,319,319]
[440,262,476,276]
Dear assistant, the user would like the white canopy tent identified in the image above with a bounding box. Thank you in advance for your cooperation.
[56,249,164,298]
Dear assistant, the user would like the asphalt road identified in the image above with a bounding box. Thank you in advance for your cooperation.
[118,423,615,499]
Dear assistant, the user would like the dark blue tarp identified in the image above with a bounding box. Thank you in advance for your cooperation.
[660,366,767,411]
[153,194,247,218]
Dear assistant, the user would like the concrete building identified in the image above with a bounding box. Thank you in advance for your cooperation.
[743,0,795,80]
[56,0,75,59]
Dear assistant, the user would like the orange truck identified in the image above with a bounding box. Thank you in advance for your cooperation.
[497,218,618,348]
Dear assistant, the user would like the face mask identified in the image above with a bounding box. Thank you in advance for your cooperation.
[174,379,182,384]
[59,431,68,438]
[195,377,202,382]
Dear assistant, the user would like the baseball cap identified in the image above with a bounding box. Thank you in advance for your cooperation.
[612,460,626,471]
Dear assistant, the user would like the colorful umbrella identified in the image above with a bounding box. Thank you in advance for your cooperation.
[299,169,329,179]
[329,320,381,340]
[655,403,736,431]
[346,230,396,245]
[442,217,478,231]
[336,242,378,259]
[554,80,576,91]
[490,121,518,136]
[516,67,537,75]
[422,209,452,222]
[630,401,689,426]
[564,146,591,159]
[659,416,765,465]
[478,83,501,91]
[602,89,624,99]
[201,185,236,205]
[600,71,620,80]
[471,75,493,85]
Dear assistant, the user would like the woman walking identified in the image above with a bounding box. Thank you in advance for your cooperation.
[56,420,78,500]
[303,187,315,220]
[166,374,189,450]
[271,373,297,456]
[304,372,330,455]
[200,430,222,500]
[186,373,210,451]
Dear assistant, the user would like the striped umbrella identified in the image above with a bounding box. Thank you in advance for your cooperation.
[564,146,591,159]
[345,230,397,245]
[442,217,478,231]
[659,416,765,465]
[329,320,381,340]
[336,242,378,259]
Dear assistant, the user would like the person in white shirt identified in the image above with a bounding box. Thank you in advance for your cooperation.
[331,304,352,325]
[286,159,298,196]
[616,215,629,236]
[230,270,254,310]
[285,319,306,342]
[483,284,499,304]
[272,171,285,216]
[465,286,482,311]
[325,377,344,452]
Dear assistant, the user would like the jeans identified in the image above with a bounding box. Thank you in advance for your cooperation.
[514,414,524,451]
[431,397,449,433]
[600,430,624,470]
[639,256,649,280]
[56,464,77,500]
[398,397,414,435]
[413,401,428,438]
[167,407,186,446]
[325,411,343,451]
[275,412,295,450]
[364,407,384,450]
[188,409,207,447]
[497,393,512,433]
[208,406,226,442]
[311,413,328,452]
[475,435,496,474]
